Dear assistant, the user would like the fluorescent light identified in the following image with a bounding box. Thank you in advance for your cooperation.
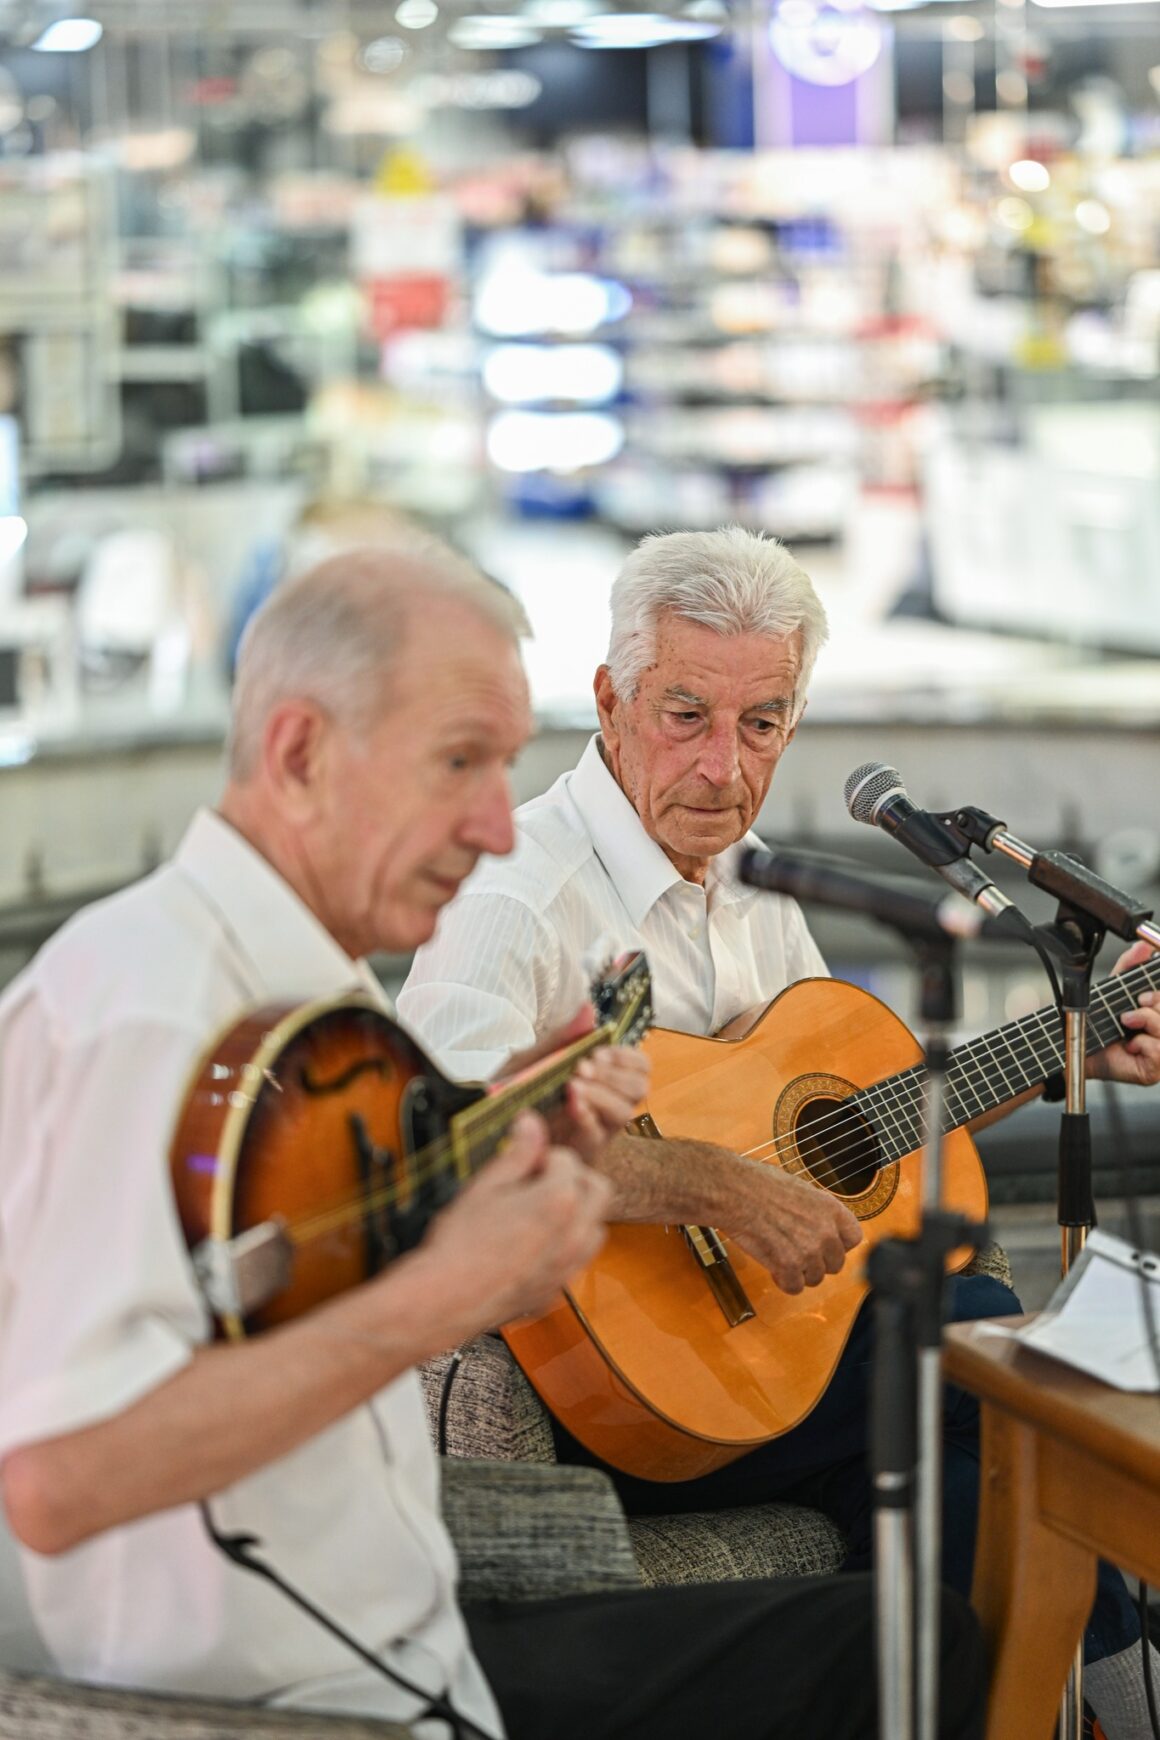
[483,343,624,404]
[1009,158,1050,191]
[32,17,103,51]
[523,0,599,23]
[475,270,631,337]
[1075,199,1111,235]
[447,15,543,48]
[487,410,624,473]
[571,12,722,45]
[1032,0,1155,8]
[396,0,438,25]
[0,516,27,564]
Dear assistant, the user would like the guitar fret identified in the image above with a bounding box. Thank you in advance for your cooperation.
[847,953,1160,1166]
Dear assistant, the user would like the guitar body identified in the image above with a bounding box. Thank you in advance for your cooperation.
[171,994,478,1340]
[504,977,988,1482]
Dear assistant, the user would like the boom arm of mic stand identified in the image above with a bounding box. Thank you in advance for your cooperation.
[944,807,1160,950]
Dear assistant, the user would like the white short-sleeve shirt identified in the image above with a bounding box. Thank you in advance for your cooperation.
[0,810,500,1735]
[399,734,827,1079]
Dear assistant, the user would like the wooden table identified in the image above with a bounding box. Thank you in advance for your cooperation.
[944,1317,1160,1740]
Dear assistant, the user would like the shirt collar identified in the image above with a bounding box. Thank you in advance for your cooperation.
[566,737,682,927]
[173,808,381,1004]
[567,736,765,925]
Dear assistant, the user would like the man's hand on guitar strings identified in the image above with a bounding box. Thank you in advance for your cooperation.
[418,1112,612,1333]
[1088,940,1160,1089]
[727,1163,863,1297]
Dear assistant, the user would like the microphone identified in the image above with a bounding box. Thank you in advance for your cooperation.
[740,848,1029,944]
[844,762,1017,921]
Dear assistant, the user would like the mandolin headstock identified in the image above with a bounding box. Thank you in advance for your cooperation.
[590,950,653,1048]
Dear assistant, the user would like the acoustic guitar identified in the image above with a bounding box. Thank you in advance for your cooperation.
[171,953,652,1340]
[503,952,1160,1483]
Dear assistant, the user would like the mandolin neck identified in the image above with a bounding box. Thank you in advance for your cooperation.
[449,1028,610,1175]
[859,952,1160,1161]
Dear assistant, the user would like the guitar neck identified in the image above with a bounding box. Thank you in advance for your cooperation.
[861,952,1160,1161]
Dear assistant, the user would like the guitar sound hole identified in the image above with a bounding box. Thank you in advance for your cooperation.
[794,1097,881,1197]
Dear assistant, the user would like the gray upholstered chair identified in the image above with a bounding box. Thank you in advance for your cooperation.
[0,1460,642,1740]
[421,1243,1014,1589]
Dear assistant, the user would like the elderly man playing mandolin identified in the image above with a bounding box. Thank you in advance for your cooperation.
[400,526,1160,1740]
[0,541,986,1740]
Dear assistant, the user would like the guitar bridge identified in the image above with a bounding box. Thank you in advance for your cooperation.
[681,1225,756,1328]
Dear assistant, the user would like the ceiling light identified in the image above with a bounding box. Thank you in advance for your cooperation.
[475,270,631,336]
[396,0,439,25]
[361,36,408,71]
[570,12,723,46]
[32,17,103,52]
[1075,199,1111,235]
[995,196,1033,231]
[487,410,624,473]
[523,0,599,23]
[448,15,543,48]
[483,343,623,404]
[1009,158,1049,191]
[770,0,883,86]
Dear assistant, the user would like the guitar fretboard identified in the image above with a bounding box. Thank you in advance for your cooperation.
[852,954,1160,1163]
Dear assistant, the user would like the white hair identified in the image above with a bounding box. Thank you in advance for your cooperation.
[227,539,528,779]
[606,527,829,718]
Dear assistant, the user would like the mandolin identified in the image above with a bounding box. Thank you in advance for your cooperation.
[503,952,1160,1483]
[171,953,652,1340]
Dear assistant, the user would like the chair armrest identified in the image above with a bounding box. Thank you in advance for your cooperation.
[421,1336,556,1463]
[441,1459,641,1602]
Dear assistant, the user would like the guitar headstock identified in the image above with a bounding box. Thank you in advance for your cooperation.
[589,950,653,1047]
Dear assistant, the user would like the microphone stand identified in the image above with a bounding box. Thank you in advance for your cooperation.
[866,927,987,1740]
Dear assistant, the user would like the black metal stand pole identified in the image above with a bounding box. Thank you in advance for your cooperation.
[869,936,988,1740]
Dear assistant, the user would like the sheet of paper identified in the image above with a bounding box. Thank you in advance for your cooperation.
[1001,1229,1160,1393]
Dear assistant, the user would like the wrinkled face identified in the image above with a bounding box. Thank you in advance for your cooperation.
[595,613,802,883]
[311,601,533,956]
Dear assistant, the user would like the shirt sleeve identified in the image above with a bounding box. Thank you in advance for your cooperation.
[397,891,563,1082]
[0,1002,210,1460]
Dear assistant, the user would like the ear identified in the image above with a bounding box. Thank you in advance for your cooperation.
[594,665,619,745]
[260,699,331,820]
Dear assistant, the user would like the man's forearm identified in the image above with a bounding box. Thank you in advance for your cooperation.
[595,1129,766,1226]
[1,1245,479,1556]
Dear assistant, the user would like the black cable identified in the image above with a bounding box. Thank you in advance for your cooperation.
[199,1502,499,1740]
[438,1346,466,1458]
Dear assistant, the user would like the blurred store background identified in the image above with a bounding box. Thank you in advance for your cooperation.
[0,0,1157,1293]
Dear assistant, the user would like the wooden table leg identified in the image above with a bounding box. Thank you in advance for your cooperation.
[971,1405,1098,1740]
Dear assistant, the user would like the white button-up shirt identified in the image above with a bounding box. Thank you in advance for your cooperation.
[0,810,500,1735]
[399,735,826,1080]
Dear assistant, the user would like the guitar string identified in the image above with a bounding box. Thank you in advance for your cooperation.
[236,962,1154,1253]
[737,973,1131,1181]
[733,966,1150,1189]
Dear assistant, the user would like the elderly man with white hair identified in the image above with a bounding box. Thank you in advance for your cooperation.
[400,526,1160,1740]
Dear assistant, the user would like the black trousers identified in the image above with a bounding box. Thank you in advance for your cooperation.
[464,1573,985,1740]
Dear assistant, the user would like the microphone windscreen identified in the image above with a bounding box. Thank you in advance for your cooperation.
[844,761,905,825]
